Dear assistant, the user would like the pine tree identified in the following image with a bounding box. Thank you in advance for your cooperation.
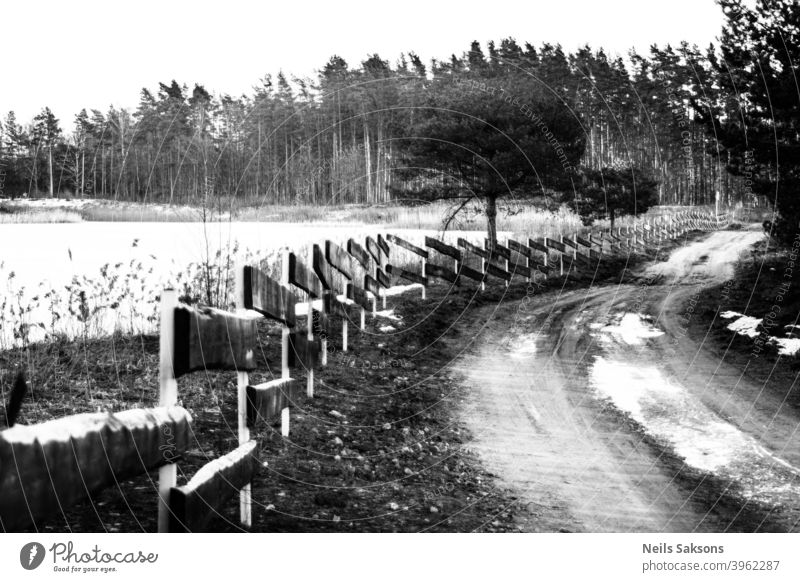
[693,0,800,243]
[32,107,61,196]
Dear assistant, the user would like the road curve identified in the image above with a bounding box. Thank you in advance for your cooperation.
[454,229,800,532]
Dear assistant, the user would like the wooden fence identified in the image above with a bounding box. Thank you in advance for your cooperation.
[0,209,728,532]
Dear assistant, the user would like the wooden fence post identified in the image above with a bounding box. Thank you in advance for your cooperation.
[503,237,510,288]
[421,254,427,300]
[306,293,314,398]
[158,289,178,533]
[280,252,291,437]
[234,266,252,528]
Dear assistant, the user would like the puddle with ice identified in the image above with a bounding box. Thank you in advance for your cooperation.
[589,357,800,502]
[590,313,664,346]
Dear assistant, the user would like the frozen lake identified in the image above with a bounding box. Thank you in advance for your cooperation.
[0,221,489,346]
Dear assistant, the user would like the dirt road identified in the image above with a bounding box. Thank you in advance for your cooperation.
[454,229,800,532]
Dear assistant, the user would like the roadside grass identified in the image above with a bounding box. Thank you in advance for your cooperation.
[690,234,800,407]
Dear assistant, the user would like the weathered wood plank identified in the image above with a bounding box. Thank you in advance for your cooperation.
[377,234,390,256]
[457,238,489,259]
[588,235,604,248]
[288,332,322,369]
[347,239,371,269]
[169,441,259,532]
[572,252,592,266]
[173,305,257,378]
[346,282,371,311]
[527,238,549,254]
[575,236,592,248]
[323,290,347,318]
[375,268,391,288]
[424,263,459,285]
[544,238,566,253]
[365,236,382,263]
[364,274,381,298]
[562,237,579,250]
[508,262,532,279]
[326,240,355,280]
[457,263,485,282]
[242,266,297,328]
[425,237,462,261]
[386,264,428,286]
[246,378,301,427]
[0,406,192,531]
[484,263,512,281]
[312,244,334,290]
[507,239,534,259]
[386,234,428,258]
[485,240,511,260]
[287,252,323,298]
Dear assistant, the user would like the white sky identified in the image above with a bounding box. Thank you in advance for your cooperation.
[1,0,726,126]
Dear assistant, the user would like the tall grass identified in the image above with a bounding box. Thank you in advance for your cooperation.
[0,240,283,350]
[1,198,585,235]
[232,200,586,238]
[0,208,83,223]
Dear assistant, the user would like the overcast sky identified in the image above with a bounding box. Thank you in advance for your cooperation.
[1,0,727,126]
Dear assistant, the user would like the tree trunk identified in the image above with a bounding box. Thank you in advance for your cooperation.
[486,195,498,250]
[48,146,54,197]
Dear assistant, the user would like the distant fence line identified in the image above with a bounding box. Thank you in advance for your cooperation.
[0,209,729,532]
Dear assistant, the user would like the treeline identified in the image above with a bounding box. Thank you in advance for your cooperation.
[0,39,755,207]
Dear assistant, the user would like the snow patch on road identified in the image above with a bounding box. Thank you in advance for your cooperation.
[645,230,764,283]
[592,313,665,346]
[590,356,800,501]
[507,333,539,359]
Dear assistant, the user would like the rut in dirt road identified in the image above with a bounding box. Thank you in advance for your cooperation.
[455,229,800,533]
